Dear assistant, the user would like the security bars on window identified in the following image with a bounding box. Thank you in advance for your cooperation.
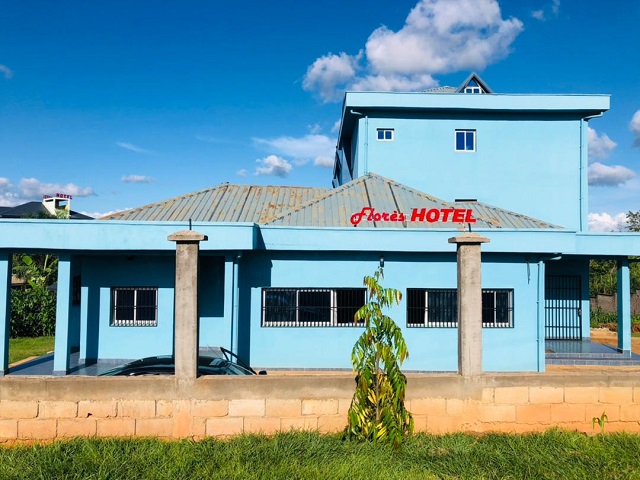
[262,288,366,327]
[111,287,158,327]
[406,288,513,328]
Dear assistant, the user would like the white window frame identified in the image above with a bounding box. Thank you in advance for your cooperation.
[111,287,158,327]
[464,86,483,94]
[376,128,394,142]
[455,129,476,152]
[262,288,366,327]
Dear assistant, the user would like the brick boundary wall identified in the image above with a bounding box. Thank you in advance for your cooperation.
[0,373,639,441]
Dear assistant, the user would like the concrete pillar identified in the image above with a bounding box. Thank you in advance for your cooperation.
[53,254,74,375]
[617,258,631,355]
[0,252,11,376]
[168,230,207,379]
[448,232,490,376]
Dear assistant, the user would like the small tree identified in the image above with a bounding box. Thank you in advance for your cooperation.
[345,266,413,448]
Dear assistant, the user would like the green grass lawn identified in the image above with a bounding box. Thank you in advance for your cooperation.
[1,430,639,479]
[8,336,54,365]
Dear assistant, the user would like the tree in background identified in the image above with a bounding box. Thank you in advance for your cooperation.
[346,267,413,448]
[11,254,57,337]
[628,210,640,233]
[589,210,640,297]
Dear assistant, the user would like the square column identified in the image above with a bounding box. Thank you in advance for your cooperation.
[169,230,207,379]
[617,258,631,355]
[0,252,11,376]
[448,232,490,377]
[53,254,73,375]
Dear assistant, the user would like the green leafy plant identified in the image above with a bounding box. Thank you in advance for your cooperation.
[10,254,58,338]
[345,266,413,448]
[592,411,608,434]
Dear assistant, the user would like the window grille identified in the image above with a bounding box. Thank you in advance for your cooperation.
[262,288,366,327]
[111,287,158,327]
[407,288,513,328]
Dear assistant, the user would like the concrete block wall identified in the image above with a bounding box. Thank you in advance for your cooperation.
[0,374,639,441]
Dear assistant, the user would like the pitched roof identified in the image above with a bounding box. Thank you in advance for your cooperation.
[101,183,329,223]
[456,72,493,94]
[104,173,561,229]
[265,173,561,229]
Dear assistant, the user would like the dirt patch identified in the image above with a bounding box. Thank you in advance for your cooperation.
[590,328,640,355]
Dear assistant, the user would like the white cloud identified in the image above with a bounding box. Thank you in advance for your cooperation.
[588,163,635,187]
[254,155,293,177]
[236,169,248,177]
[531,1,560,21]
[0,64,13,79]
[587,127,617,162]
[79,210,120,219]
[254,133,335,169]
[116,141,151,154]
[314,156,334,168]
[331,119,342,133]
[121,175,154,183]
[302,52,361,103]
[303,0,523,102]
[630,110,640,147]
[18,178,95,198]
[588,212,628,232]
[531,10,545,20]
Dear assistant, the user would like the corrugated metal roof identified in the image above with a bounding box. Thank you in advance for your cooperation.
[102,174,562,230]
[266,173,563,230]
[101,183,329,223]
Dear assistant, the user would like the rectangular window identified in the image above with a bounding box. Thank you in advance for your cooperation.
[262,288,366,327]
[407,288,513,328]
[455,130,476,152]
[111,287,158,327]
[376,128,394,141]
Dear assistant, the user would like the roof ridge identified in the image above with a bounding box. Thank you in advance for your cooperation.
[101,182,328,220]
[263,174,374,224]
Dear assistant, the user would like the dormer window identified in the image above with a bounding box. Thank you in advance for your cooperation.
[456,73,492,94]
[464,80,484,94]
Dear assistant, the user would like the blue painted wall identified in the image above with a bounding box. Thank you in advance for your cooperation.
[79,253,231,361]
[80,255,176,360]
[242,251,541,372]
[346,112,583,230]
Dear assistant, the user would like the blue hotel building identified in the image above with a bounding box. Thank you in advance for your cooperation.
[1,74,638,375]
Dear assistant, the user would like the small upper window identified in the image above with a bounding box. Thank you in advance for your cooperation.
[455,130,476,152]
[376,129,394,142]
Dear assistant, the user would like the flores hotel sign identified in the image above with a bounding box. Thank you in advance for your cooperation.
[350,207,477,227]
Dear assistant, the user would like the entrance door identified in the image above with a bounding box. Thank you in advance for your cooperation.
[545,275,582,340]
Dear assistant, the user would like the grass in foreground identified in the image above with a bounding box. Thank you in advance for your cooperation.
[1,429,639,480]
[8,336,54,365]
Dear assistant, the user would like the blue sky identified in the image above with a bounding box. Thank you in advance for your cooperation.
[0,0,638,230]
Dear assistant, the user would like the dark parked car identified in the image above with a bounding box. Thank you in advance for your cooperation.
[100,348,266,376]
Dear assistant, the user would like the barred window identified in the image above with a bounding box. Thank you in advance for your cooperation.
[111,287,158,327]
[407,288,513,328]
[262,288,366,327]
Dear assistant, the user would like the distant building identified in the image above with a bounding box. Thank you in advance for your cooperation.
[0,194,93,220]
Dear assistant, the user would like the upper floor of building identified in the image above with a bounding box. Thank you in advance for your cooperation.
[333,73,610,231]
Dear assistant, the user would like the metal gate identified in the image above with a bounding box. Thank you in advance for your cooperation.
[545,275,582,340]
